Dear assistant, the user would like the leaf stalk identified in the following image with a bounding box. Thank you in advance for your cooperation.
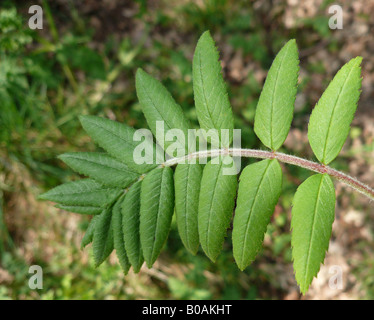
[162,148,374,201]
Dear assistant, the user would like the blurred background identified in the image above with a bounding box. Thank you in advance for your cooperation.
[0,0,373,300]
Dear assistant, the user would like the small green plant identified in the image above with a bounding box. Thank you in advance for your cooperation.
[40,31,373,294]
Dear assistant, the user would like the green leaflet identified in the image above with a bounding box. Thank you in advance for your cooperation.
[198,156,238,262]
[232,159,282,270]
[254,39,299,150]
[39,178,121,208]
[79,115,157,174]
[112,196,131,275]
[174,163,203,255]
[193,31,234,148]
[140,167,175,268]
[81,215,99,249]
[93,207,115,267]
[122,181,144,273]
[59,152,138,188]
[308,57,362,164]
[55,204,102,215]
[291,174,336,294]
[136,69,191,155]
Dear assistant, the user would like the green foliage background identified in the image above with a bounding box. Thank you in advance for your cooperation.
[0,0,373,299]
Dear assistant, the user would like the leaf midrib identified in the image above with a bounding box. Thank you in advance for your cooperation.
[95,209,113,264]
[123,184,143,269]
[321,64,357,163]
[63,154,136,175]
[184,165,192,248]
[269,45,289,149]
[149,170,166,264]
[47,188,105,197]
[303,175,325,290]
[83,117,136,149]
[197,49,220,132]
[239,160,272,267]
[205,161,222,259]
[138,80,176,132]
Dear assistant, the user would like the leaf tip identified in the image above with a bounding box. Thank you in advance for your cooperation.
[135,67,146,79]
[135,68,152,96]
[132,264,143,274]
[38,190,53,201]
[80,240,90,250]
[37,193,47,201]
[200,30,211,38]
[57,153,68,162]
[186,246,199,256]
[93,255,104,268]
[78,114,88,125]
[197,30,214,47]
[352,56,363,65]
[205,251,218,263]
[236,262,246,272]
[299,281,310,296]
[281,38,298,54]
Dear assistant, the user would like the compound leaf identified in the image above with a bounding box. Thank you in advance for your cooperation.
[79,115,157,174]
[291,174,336,294]
[308,57,362,164]
[136,68,191,154]
[140,167,175,268]
[193,31,234,148]
[198,156,238,262]
[232,159,282,270]
[254,39,299,150]
[174,163,203,255]
[112,196,131,275]
[39,179,121,208]
[122,181,144,273]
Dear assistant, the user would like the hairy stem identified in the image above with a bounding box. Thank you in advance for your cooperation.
[162,148,374,201]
